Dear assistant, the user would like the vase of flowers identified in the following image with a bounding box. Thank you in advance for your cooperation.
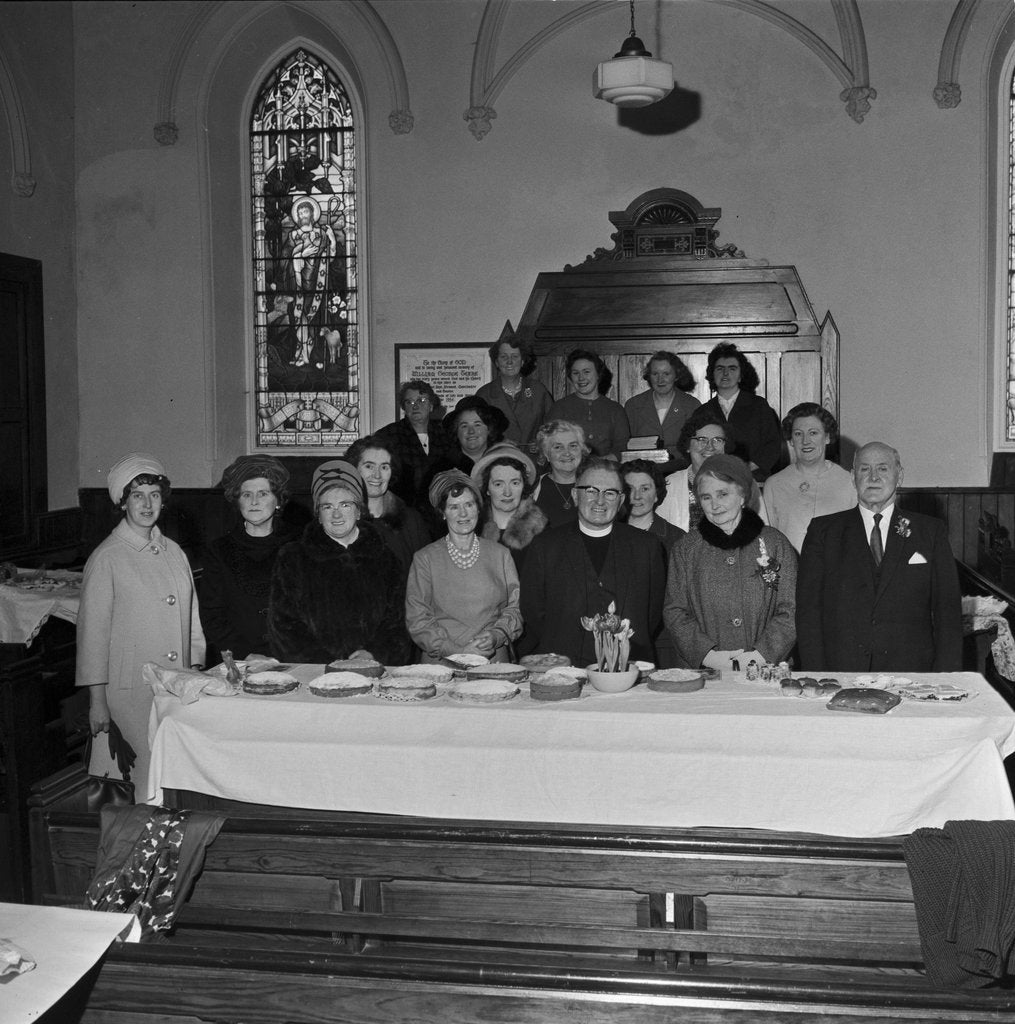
[581,602,639,692]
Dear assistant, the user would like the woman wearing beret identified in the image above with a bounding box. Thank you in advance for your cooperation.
[664,454,797,673]
[200,455,295,661]
[268,460,411,664]
[76,452,205,800]
[405,469,522,663]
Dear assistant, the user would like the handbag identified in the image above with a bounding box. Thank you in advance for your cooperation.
[84,720,137,811]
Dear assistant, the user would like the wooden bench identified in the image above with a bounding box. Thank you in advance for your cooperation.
[28,766,1015,1022]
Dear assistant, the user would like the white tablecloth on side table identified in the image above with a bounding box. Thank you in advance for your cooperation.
[0,903,136,1023]
[147,668,1015,838]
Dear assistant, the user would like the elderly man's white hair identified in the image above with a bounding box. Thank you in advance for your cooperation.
[852,441,902,471]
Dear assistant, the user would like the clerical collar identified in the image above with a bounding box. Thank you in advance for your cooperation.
[578,521,613,538]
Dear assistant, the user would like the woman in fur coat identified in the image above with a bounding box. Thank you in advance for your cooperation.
[269,460,411,665]
[471,443,548,575]
[664,454,797,673]
[346,435,431,572]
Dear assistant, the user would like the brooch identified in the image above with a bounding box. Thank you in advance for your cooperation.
[895,517,911,539]
[754,537,781,592]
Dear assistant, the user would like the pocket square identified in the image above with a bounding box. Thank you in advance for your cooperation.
[908,552,928,565]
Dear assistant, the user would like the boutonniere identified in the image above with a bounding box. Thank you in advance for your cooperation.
[523,387,532,400]
[895,517,911,539]
[754,537,781,591]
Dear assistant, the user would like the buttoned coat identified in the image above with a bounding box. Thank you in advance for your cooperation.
[77,520,205,799]
[518,522,666,665]
[624,388,700,467]
[374,415,457,507]
[796,507,962,672]
[663,517,797,669]
[700,391,787,480]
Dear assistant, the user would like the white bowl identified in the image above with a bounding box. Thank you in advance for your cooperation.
[586,666,640,693]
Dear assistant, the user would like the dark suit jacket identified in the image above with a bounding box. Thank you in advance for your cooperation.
[518,522,666,666]
[701,392,787,480]
[796,506,962,672]
[374,416,456,508]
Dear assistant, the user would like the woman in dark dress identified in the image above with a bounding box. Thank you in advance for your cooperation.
[200,455,294,661]
[699,343,787,482]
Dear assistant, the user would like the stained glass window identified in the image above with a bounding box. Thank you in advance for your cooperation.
[250,49,360,448]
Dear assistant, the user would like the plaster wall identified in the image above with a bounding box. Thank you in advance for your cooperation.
[0,2,78,509]
[58,0,1015,492]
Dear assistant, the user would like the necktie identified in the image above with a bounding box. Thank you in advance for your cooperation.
[870,512,883,567]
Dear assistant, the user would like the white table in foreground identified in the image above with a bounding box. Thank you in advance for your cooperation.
[147,669,1015,838]
[0,903,136,1022]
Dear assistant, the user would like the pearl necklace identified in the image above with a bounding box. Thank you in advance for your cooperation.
[446,533,480,570]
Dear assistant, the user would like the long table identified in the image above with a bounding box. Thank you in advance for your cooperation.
[147,667,1015,838]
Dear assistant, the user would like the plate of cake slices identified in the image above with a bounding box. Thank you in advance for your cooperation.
[779,676,842,699]
[894,681,977,702]
[242,670,300,696]
[307,671,375,698]
[448,678,520,703]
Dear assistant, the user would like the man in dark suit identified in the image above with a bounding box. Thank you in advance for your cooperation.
[374,379,456,508]
[796,441,962,672]
[519,457,666,665]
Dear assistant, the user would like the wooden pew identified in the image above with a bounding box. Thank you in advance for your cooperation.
[29,766,1015,1022]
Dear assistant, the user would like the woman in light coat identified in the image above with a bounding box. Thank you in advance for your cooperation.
[77,453,205,800]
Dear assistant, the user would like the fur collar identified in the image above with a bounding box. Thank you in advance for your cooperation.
[697,507,765,550]
[485,498,549,551]
[298,519,385,561]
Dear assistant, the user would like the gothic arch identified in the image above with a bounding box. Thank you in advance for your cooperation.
[0,43,34,196]
[154,0,413,146]
[466,0,876,140]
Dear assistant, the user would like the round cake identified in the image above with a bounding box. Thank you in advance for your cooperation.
[530,672,582,701]
[440,653,490,677]
[386,664,453,685]
[377,676,437,701]
[449,678,519,703]
[519,653,572,671]
[779,677,802,696]
[325,658,385,679]
[464,663,528,683]
[647,668,705,693]
[243,671,300,696]
[308,671,374,698]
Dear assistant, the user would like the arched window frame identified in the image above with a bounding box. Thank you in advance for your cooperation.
[988,10,1015,451]
[244,43,368,451]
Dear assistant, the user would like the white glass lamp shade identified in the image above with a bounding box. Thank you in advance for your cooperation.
[594,55,674,108]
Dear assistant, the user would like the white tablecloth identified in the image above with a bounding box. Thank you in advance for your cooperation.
[0,903,136,1023]
[147,668,1015,838]
[0,570,81,645]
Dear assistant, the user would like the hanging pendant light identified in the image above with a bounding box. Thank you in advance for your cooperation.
[593,0,674,108]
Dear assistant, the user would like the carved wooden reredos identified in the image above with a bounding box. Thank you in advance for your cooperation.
[517,189,839,425]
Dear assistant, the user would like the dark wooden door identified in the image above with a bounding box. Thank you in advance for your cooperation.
[0,253,46,556]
